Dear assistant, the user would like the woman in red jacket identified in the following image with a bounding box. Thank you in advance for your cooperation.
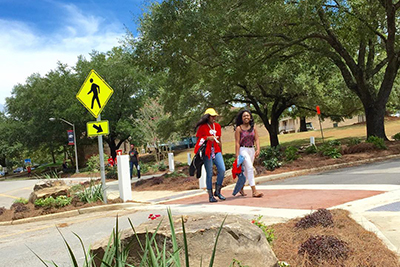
[194,108,226,202]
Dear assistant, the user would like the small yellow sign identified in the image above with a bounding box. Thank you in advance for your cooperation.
[87,120,110,137]
[76,70,114,118]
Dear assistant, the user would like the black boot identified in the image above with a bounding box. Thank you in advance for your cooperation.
[208,189,218,203]
[214,183,226,200]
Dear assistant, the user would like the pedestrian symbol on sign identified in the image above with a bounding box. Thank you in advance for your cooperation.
[76,70,114,118]
[88,78,101,109]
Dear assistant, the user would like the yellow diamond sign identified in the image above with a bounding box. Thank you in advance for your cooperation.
[76,70,114,118]
[87,120,109,137]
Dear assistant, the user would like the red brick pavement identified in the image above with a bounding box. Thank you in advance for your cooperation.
[162,189,384,209]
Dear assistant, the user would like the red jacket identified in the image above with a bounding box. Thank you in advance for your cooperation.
[232,158,242,179]
[194,123,222,158]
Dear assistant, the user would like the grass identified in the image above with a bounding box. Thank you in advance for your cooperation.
[173,119,400,162]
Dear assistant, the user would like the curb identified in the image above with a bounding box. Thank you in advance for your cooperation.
[0,202,143,226]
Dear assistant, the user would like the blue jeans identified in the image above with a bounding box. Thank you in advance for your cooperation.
[203,152,225,190]
[130,161,141,178]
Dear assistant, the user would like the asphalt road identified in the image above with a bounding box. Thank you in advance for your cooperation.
[262,158,400,185]
[0,179,38,208]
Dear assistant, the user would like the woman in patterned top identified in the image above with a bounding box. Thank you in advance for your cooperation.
[234,110,263,197]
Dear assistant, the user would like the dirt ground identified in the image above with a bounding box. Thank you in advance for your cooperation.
[272,209,400,266]
[132,140,400,192]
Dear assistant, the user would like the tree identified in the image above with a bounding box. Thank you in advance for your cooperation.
[133,97,178,162]
[220,0,400,139]
[132,0,358,146]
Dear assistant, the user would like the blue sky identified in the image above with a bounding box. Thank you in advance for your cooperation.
[0,0,152,108]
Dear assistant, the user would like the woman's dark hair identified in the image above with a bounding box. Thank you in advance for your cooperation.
[195,114,211,129]
[235,110,254,131]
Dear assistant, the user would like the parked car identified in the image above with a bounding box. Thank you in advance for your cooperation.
[13,167,24,173]
[306,122,314,131]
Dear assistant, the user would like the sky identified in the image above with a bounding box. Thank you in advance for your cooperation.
[0,0,152,110]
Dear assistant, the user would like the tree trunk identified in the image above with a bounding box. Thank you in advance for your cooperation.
[299,117,307,132]
[364,103,387,140]
[269,117,280,147]
[51,150,56,164]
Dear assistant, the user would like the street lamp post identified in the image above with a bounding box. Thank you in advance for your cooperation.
[49,118,79,173]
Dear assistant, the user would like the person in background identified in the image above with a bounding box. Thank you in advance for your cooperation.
[234,109,263,197]
[194,108,226,202]
[129,144,141,179]
[27,165,32,177]
[62,160,68,173]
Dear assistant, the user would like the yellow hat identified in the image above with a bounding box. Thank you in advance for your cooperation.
[204,108,218,116]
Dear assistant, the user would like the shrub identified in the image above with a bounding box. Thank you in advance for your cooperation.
[164,171,186,178]
[259,146,282,161]
[366,135,387,150]
[105,166,118,179]
[305,144,317,154]
[393,132,400,140]
[259,146,282,171]
[34,196,72,208]
[251,215,275,244]
[263,158,282,171]
[327,140,341,146]
[223,153,236,169]
[319,143,342,158]
[347,138,361,146]
[298,235,350,264]
[295,208,334,229]
[76,181,104,203]
[14,198,28,204]
[284,146,299,161]
[86,154,109,172]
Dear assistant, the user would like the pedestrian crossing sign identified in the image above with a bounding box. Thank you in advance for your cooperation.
[76,69,114,118]
[87,120,110,137]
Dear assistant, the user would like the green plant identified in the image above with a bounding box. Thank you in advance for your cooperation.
[251,215,275,244]
[86,154,109,172]
[347,138,361,146]
[229,259,249,267]
[223,153,236,169]
[284,146,299,161]
[164,171,186,178]
[319,143,342,159]
[34,196,72,208]
[33,208,227,267]
[305,144,317,154]
[105,166,118,179]
[76,181,104,203]
[393,132,400,140]
[259,146,282,171]
[327,140,341,147]
[14,198,28,204]
[259,146,282,161]
[366,135,387,150]
[263,158,281,171]
[41,170,61,179]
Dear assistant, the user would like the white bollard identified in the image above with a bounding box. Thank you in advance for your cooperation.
[117,155,132,202]
[168,152,175,172]
[199,165,207,189]
[187,152,191,166]
[310,136,315,145]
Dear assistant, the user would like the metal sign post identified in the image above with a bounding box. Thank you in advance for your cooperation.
[97,114,107,203]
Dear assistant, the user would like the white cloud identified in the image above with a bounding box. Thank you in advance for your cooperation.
[0,3,125,105]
